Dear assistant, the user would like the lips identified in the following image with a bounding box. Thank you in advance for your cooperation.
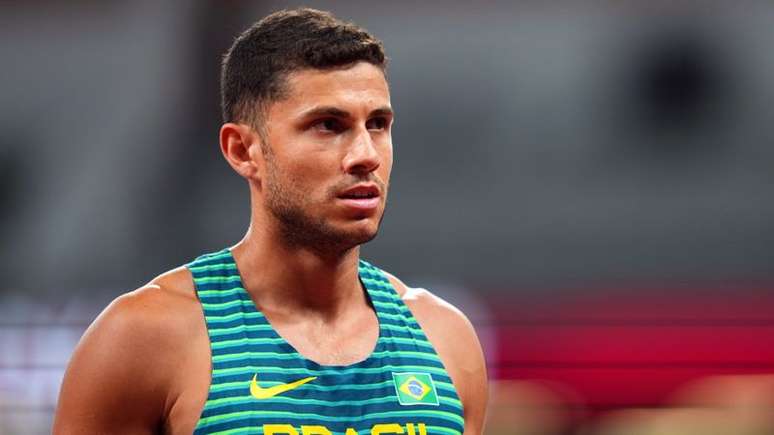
[337,184,381,212]
[338,184,380,200]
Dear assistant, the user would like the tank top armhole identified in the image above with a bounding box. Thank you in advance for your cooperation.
[358,259,466,421]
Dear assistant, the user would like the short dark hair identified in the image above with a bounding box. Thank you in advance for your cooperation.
[221,8,387,129]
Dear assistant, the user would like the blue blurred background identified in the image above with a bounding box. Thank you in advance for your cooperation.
[2,1,774,433]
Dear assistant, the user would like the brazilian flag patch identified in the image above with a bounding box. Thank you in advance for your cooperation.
[392,372,440,406]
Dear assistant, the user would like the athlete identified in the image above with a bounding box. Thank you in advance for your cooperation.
[53,8,487,435]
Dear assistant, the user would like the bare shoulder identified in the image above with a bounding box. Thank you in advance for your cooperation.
[142,265,201,320]
[96,266,200,347]
[76,265,199,366]
[383,271,477,346]
[53,266,204,434]
[382,271,489,434]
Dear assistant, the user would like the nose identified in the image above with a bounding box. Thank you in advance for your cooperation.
[342,128,380,176]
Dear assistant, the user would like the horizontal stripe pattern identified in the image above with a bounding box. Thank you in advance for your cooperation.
[206,425,461,435]
[187,249,464,434]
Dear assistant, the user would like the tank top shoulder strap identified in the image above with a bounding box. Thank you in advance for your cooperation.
[358,259,432,341]
[186,249,259,331]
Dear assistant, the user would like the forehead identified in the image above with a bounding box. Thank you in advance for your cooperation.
[275,62,391,115]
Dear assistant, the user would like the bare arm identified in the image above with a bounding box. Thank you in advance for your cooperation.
[387,276,489,435]
[53,287,175,434]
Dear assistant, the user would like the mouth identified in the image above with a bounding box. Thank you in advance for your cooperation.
[337,184,381,211]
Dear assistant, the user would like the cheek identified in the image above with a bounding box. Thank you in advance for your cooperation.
[380,148,394,180]
[285,160,335,193]
[381,162,392,182]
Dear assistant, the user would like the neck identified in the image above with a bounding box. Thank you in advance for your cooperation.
[230,221,365,319]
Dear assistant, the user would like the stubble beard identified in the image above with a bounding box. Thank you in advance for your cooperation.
[262,154,386,256]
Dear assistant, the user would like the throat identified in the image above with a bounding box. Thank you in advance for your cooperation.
[232,238,364,314]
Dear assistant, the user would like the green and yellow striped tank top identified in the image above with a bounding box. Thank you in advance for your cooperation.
[187,249,465,435]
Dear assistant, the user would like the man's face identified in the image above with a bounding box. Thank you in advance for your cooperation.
[258,62,393,253]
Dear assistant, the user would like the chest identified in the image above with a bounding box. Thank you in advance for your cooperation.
[264,308,380,366]
[194,341,460,435]
[163,310,463,435]
[173,255,465,434]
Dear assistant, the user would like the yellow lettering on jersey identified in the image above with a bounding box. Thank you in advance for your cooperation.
[264,424,300,435]
[301,426,332,435]
[265,423,425,435]
[371,423,404,435]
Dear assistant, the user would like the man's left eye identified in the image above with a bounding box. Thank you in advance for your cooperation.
[366,117,388,130]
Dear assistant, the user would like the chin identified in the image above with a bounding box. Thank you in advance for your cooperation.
[348,223,380,244]
[340,218,381,246]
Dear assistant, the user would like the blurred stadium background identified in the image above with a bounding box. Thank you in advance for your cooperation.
[2,1,774,434]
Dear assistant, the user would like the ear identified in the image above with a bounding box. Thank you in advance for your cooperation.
[220,123,263,180]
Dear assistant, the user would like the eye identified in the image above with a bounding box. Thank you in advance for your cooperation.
[312,118,345,133]
[366,117,389,131]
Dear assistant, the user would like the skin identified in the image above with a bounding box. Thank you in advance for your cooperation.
[53,62,488,435]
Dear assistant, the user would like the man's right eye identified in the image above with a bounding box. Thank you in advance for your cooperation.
[312,118,344,133]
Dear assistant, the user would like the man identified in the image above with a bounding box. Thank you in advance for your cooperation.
[54,8,487,435]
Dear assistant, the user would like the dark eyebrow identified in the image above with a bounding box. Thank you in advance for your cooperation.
[299,106,393,120]
[299,106,352,120]
[370,106,394,118]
